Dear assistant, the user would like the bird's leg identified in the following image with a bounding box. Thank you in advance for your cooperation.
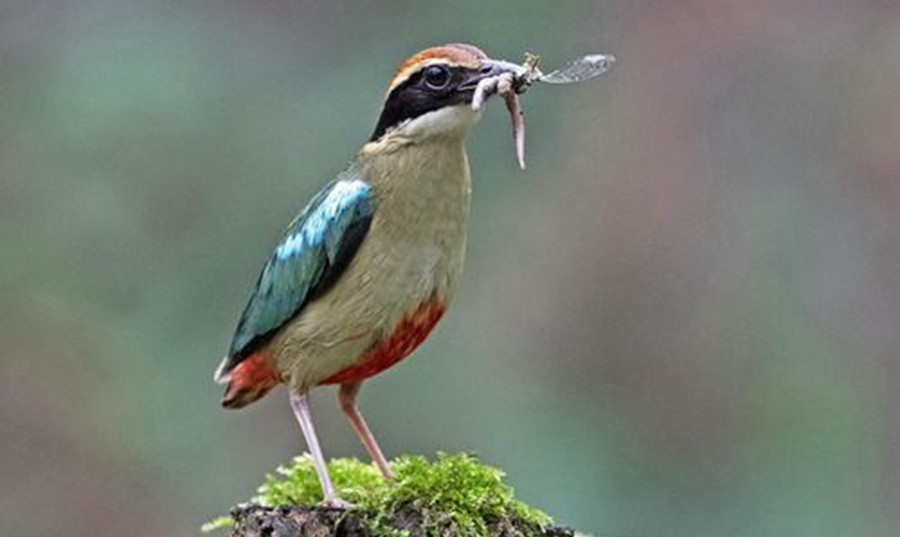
[288,390,346,507]
[338,381,394,479]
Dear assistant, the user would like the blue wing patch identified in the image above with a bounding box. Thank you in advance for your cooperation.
[222,176,375,373]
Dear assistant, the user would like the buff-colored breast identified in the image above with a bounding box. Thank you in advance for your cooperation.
[267,125,474,392]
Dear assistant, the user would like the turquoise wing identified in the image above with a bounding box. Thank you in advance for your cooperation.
[222,176,375,373]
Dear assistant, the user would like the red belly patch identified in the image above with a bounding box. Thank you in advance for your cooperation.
[320,297,446,385]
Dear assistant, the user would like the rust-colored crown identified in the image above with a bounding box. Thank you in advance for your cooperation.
[387,43,487,94]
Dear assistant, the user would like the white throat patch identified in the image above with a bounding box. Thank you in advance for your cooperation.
[392,105,482,141]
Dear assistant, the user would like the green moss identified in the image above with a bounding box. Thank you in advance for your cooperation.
[204,452,552,537]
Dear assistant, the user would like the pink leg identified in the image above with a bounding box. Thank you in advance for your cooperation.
[288,390,344,506]
[338,382,395,479]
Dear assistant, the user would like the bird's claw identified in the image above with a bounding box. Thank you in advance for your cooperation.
[322,497,354,509]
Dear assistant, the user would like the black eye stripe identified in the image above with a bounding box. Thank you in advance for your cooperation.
[391,64,462,93]
[370,64,483,141]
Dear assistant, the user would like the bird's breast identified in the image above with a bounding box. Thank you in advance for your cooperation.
[274,138,472,389]
[318,295,446,385]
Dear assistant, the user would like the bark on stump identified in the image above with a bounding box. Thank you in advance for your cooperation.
[228,505,575,537]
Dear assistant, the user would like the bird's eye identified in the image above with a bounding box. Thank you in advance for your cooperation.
[422,65,450,90]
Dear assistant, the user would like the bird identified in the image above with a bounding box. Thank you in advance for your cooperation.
[214,43,527,506]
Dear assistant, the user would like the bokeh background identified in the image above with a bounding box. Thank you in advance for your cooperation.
[3,1,899,536]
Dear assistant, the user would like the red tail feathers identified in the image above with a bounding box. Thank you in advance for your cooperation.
[220,351,282,409]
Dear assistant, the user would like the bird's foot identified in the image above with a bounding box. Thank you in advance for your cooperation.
[321,497,354,510]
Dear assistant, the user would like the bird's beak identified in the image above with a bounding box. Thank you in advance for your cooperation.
[461,59,529,169]
[459,59,523,92]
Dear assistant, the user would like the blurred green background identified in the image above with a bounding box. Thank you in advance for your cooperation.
[2,1,899,536]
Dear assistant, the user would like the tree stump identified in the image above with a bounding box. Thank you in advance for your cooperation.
[228,505,576,537]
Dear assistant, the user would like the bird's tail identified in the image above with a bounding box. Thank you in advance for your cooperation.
[215,351,281,409]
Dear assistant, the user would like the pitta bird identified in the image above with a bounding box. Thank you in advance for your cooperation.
[215,44,526,505]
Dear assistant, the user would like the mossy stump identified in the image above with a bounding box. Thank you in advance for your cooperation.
[228,504,575,537]
[208,453,569,537]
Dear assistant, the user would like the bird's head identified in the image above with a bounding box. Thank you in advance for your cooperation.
[369,43,522,144]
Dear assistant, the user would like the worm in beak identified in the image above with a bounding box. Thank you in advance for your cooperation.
[469,52,616,171]
[470,59,528,169]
